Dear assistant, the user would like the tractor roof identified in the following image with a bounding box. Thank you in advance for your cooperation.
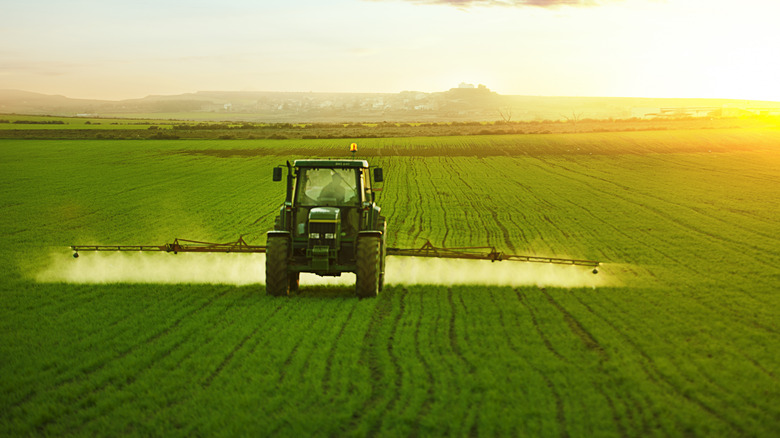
[293,159,369,168]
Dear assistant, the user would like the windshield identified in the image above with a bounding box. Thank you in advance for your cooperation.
[296,168,360,206]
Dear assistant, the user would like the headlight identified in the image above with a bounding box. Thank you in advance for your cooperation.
[309,233,320,239]
[324,233,337,239]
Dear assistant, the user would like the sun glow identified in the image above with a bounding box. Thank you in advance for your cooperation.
[0,0,778,101]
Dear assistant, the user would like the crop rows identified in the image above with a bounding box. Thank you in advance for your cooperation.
[1,131,779,436]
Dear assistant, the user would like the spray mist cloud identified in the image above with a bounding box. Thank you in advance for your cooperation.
[36,251,612,288]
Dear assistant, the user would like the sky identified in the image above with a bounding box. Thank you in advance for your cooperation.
[1,0,779,101]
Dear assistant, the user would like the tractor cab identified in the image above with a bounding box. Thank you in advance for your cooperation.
[280,160,381,238]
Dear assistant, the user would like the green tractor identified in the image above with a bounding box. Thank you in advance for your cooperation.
[266,159,387,298]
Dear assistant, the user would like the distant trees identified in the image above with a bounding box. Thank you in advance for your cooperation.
[497,106,513,122]
[561,111,584,129]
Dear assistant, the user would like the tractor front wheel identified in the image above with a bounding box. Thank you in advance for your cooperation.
[266,236,290,296]
[356,235,381,298]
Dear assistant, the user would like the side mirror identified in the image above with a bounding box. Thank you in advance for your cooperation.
[273,167,282,181]
[373,168,383,183]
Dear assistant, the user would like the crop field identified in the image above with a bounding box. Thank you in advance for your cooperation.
[1,129,779,436]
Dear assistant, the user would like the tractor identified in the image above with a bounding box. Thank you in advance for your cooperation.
[266,159,387,297]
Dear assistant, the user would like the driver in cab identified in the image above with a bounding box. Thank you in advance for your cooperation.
[320,172,348,202]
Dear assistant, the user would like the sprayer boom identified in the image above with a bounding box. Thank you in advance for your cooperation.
[387,240,599,267]
[71,237,266,257]
[72,237,598,269]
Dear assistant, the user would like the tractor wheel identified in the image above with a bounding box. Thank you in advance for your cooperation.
[266,236,290,296]
[378,217,387,292]
[356,235,381,298]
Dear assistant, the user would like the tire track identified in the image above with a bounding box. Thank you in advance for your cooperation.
[409,289,435,438]
[5,290,155,405]
[540,289,608,361]
[348,289,396,432]
[595,291,770,417]
[523,287,644,436]
[534,156,780,265]
[418,157,442,243]
[499,289,568,438]
[274,302,332,387]
[33,288,239,434]
[447,288,476,374]
[46,288,231,393]
[526,154,777,275]
[70,330,198,435]
[514,289,568,363]
[148,296,297,431]
[366,288,405,437]
[321,300,360,396]
[456,291,484,436]
[216,306,297,387]
[569,292,747,436]
[482,158,579,251]
[382,160,403,247]
[440,158,493,248]
[486,207,517,252]
[407,159,424,244]
[741,353,778,383]
[519,158,712,274]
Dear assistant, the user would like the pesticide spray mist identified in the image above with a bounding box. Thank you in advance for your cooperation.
[37,251,612,288]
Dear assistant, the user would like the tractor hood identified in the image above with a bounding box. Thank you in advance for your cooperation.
[308,207,341,223]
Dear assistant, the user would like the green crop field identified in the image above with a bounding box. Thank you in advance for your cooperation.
[1,129,779,436]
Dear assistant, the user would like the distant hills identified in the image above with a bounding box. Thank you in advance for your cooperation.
[1,87,778,122]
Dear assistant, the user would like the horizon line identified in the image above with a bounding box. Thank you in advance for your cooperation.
[2,88,778,104]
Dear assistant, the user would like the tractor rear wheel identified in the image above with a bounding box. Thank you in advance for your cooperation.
[356,235,381,298]
[378,216,387,292]
[266,236,290,296]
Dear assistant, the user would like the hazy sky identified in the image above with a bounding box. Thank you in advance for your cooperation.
[2,0,778,101]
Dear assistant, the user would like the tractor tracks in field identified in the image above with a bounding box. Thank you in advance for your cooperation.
[202,326,261,388]
[447,288,477,374]
[517,288,644,437]
[387,158,425,245]
[138,295,292,432]
[379,289,406,433]
[405,159,425,245]
[569,293,748,436]
[350,287,405,435]
[482,159,569,249]
[439,159,496,248]
[541,289,608,361]
[409,289,436,438]
[6,288,188,412]
[506,289,570,438]
[450,288,483,437]
[542,291,646,436]
[47,288,231,393]
[514,289,568,363]
[262,300,362,438]
[274,303,335,388]
[535,156,780,266]
[38,287,246,434]
[321,301,360,396]
[597,292,770,418]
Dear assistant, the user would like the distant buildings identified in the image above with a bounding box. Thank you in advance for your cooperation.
[631,104,780,119]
